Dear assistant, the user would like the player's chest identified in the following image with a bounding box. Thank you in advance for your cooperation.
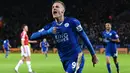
[55,22,72,33]
[104,32,113,38]
[52,22,72,40]
[25,35,28,40]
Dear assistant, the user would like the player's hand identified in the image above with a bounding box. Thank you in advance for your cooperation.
[53,27,57,34]
[92,54,98,67]
[53,27,61,34]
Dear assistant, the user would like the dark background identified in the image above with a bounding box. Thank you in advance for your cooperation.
[0,0,130,49]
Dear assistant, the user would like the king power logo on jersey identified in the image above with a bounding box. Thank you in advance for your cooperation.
[55,33,69,43]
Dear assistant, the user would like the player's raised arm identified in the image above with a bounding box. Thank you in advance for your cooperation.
[72,18,98,65]
[30,23,57,40]
[30,28,52,40]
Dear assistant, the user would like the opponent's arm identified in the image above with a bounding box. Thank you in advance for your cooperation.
[21,39,26,53]
[40,42,42,48]
[29,40,37,43]
[21,32,26,53]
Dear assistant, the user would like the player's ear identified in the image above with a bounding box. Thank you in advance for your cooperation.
[62,9,65,13]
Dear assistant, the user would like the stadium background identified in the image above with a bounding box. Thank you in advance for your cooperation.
[0,0,130,53]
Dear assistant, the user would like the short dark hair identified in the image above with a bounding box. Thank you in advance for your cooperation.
[105,23,112,25]
[53,0,66,11]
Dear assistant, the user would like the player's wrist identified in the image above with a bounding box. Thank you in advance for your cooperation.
[90,51,96,56]
[91,54,96,57]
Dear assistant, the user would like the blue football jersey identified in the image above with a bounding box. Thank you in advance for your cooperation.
[32,17,95,61]
[41,41,48,48]
[3,40,9,49]
[102,30,119,53]
[39,17,85,60]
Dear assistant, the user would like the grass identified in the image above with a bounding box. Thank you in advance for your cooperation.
[0,53,130,73]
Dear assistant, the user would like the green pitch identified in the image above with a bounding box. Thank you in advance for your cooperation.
[0,53,129,73]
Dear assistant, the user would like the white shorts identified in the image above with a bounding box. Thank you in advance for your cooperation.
[21,45,31,57]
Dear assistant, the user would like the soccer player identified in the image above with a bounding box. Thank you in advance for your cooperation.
[40,38,49,58]
[15,24,37,73]
[3,39,11,58]
[102,23,120,73]
[31,1,98,73]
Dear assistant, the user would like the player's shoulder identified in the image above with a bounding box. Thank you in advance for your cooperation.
[65,17,81,27]
[45,21,55,27]
[66,17,80,22]
[50,21,56,25]
[102,30,106,34]
[41,21,56,30]
[21,31,26,35]
[111,30,117,34]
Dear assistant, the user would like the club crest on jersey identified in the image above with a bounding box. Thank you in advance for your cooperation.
[64,23,69,27]
[109,33,112,36]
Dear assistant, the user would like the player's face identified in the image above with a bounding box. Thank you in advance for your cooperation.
[52,2,65,19]
[43,39,46,42]
[105,23,111,30]
[24,26,28,32]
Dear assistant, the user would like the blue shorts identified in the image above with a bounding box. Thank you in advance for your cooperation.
[41,48,48,52]
[4,47,9,51]
[61,53,85,73]
[105,51,118,57]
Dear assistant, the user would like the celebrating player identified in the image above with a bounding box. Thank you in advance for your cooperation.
[102,23,120,73]
[40,38,49,58]
[15,24,37,73]
[31,1,98,73]
[3,39,11,58]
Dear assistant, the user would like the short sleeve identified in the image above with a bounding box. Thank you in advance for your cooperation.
[113,31,119,39]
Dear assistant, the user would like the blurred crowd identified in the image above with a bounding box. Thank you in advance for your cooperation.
[0,0,130,49]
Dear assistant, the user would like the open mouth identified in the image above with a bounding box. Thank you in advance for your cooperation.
[53,11,58,14]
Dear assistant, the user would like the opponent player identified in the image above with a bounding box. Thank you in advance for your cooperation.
[31,1,98,73]
[40,38,49,58]
[102,23,120,73]
[15,24,37,73]
[3,39,11,58]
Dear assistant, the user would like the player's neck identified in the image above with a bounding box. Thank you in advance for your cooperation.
[55,16,64,23]
[106,29,111,32]
[23,30,27,33]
